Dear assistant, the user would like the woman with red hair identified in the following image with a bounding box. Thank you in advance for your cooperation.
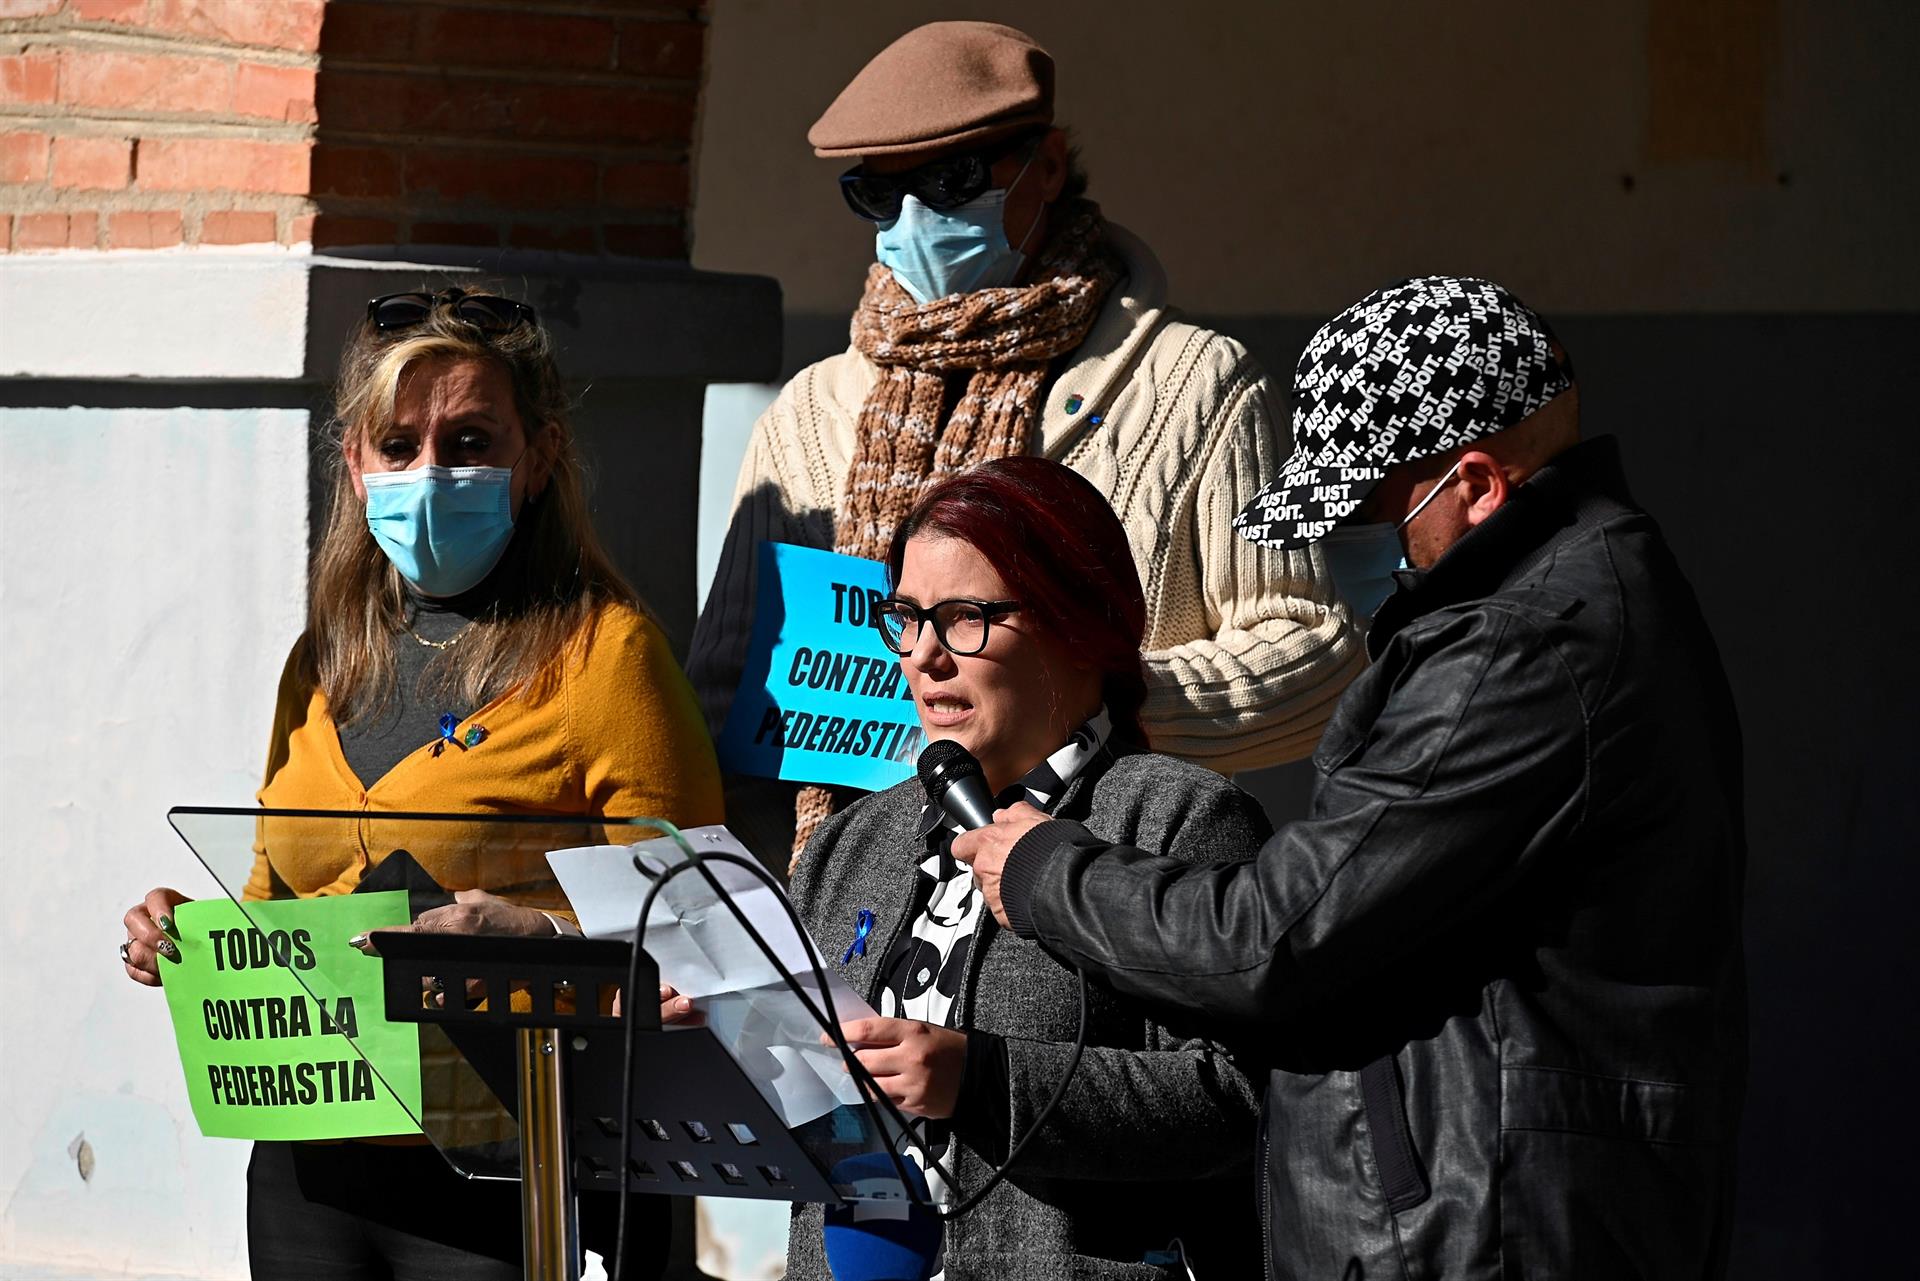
[781,456,1269,1278]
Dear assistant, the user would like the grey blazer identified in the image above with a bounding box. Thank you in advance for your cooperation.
[784,742,1270,1281]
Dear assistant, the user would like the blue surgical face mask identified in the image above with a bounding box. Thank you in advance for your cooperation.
[1320,459,1465,623]
[362,464,516,598]
[875,151,1040,304]
[1319,524,1406,624]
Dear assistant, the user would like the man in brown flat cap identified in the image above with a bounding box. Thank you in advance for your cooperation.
[689,20,1364,861]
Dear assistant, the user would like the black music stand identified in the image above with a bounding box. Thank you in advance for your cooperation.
[375,932,861,1280]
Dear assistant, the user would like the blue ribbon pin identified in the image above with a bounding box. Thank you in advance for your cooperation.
[431,712,461,757]
[841,908,876,965]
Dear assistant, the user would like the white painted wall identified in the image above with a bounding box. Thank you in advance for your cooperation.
[697,383,780,608]
[0,407,310,1279]
[692,383,789,1279]
[0,250,315,380]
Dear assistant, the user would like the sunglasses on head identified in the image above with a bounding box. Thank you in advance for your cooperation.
[838,135,1039,223]
[366,288,537,334]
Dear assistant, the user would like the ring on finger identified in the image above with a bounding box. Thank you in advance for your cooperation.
[119,939,133,964]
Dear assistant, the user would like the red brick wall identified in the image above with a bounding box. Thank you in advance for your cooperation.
[0,0,705,256]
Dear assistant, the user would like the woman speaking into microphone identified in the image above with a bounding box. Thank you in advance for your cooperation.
[779,457,1269,1279]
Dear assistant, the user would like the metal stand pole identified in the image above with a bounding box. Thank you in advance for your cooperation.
[517,1026,579,1281]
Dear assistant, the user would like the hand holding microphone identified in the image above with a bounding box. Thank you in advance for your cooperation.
[918,741,1051,928]
[949,807,1047,930]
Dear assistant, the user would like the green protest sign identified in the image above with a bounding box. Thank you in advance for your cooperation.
[160,892,422,1140]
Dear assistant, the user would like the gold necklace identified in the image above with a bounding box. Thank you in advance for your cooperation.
[407,621,474,650]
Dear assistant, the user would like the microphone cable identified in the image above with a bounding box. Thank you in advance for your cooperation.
[612,845,1089,1278]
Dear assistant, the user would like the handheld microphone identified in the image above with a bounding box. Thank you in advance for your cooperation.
[916,740,997,831]
[822,1152,940,1281]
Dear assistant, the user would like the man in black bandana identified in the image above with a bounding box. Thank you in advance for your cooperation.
[956,276,1747,1281]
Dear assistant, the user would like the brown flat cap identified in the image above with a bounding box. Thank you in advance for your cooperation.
[809,21,1054,158]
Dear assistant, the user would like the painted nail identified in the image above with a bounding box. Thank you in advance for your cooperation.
[155,937,180,962]
[157,913,177,936]
[347,933,371,953]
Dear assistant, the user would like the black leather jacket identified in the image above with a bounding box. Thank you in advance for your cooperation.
[1000,438,1746,1280]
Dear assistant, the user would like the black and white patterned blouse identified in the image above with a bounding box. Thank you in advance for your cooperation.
[873,709,1113,1212]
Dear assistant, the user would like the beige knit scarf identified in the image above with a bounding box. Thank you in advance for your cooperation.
[789,203,1120,869]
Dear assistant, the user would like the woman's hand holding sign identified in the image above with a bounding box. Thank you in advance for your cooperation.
[122,886,191,986]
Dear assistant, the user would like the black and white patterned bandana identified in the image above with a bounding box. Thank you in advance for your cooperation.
[1234,276,1572,551]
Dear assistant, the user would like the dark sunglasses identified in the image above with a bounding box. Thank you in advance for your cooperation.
[838,136,1037,223]
[872,597,1021,657]
[366,288,537,334]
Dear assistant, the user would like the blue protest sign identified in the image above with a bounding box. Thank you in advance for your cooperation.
[716,542,926,792]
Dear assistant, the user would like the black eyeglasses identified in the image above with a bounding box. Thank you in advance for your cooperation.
[367,288,537,334]
[872,597,1021,656]
[838,136,1036,223]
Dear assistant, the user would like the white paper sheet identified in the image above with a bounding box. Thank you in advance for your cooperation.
[546,826,876,1128]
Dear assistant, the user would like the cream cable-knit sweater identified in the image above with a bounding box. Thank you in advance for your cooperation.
[687,226,1364,793]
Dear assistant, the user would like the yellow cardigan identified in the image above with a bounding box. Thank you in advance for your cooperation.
[248,602,725,904]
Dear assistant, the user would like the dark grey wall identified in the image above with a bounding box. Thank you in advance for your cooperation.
[1527,314,1919,1275]
[779,308,1920,1273]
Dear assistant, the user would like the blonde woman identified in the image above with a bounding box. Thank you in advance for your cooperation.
[120,287,721,1279]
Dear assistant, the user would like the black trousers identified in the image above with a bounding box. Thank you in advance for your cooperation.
[247,1141,669,1280]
